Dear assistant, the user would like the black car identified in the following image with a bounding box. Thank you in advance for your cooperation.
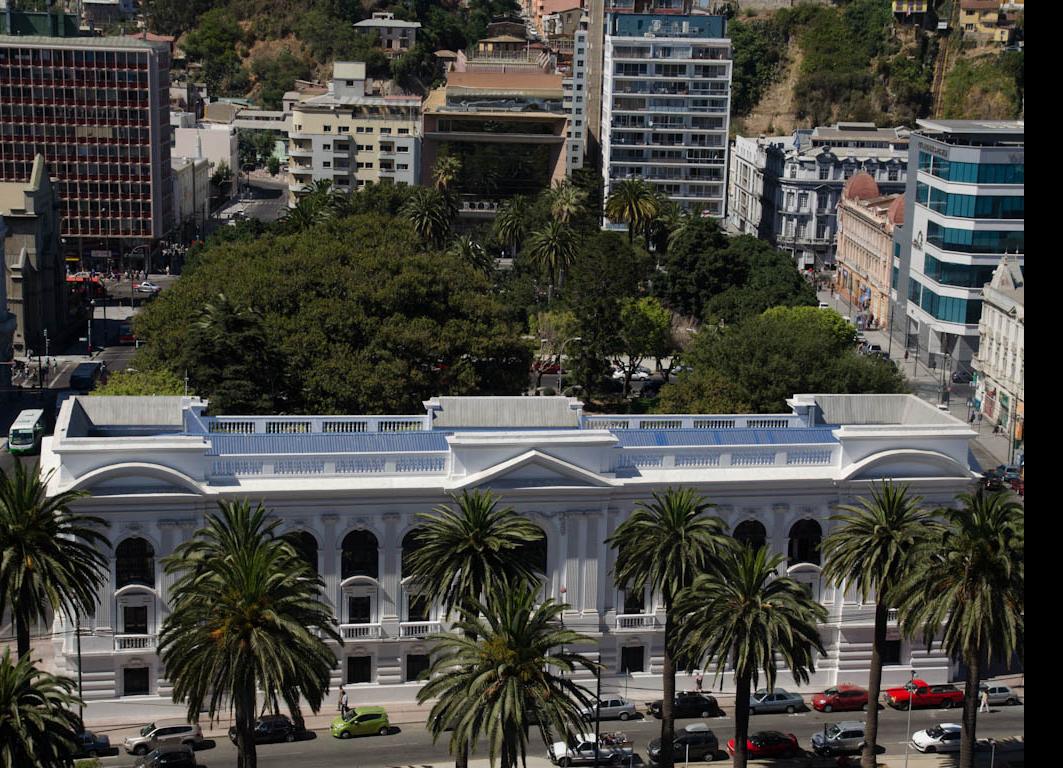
[951,370,973,384]
[134,744,196,768]
[648,692,720,719]
[227,714,303,745]
[648,724,719,765]
[70,729,112,758]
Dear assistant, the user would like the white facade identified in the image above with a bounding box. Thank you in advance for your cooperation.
[172,121,239,194]
[43,394,977,700]
[726,134,787,238]
[563,21,590,175]
[170,157,209,238]
[973,255,1023,430]
[602,14,731,219]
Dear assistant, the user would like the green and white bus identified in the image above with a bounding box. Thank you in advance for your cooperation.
[8,409,45,455]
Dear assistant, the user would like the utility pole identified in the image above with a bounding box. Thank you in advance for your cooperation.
[76,611,84,720]
[593,652,602,768]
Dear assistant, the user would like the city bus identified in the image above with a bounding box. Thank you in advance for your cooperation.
[8,409,46,455]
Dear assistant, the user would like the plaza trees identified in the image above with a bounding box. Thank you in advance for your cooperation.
[0,650,82,768]
[894,490,1024,768]
[0,462,107,659]
[605,179,660,244]
[822,483,941,768]
[674,545,826,768]
[159,501,340,768]
[606,488,730,768]
[614,296,674,397]
[132,212,530,414]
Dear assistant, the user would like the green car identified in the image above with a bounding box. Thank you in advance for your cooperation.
[330,706,390,739]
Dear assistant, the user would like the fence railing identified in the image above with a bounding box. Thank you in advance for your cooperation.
[114,634,156,651]
[201,415,430,435]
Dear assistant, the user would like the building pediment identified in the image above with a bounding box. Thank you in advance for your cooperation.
[842,449,975,482]
[447,449,615,491]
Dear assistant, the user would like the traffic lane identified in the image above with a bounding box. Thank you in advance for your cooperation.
[97,705,1025,768]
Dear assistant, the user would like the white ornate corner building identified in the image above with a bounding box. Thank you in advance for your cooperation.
[42,394,977,700]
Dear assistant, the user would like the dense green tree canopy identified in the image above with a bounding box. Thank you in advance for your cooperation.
[659,306,906,413]
[133,213,530,414]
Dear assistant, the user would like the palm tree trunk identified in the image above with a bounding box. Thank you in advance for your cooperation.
[732,669,752,768]
[959,651,981,768]
[861,601,888,768]
[15,614,30,659]
[235,683,258,768]
[659,597,676,768]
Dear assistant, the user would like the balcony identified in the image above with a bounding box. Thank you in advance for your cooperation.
[399,621,442,638]
[114,634,156,651]
[339,623,383,640]
[615,614,660,631]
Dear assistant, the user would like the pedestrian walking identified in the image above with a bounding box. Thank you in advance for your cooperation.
[695,670,704,693]
[339,687,349,717]
[979,688,990,713]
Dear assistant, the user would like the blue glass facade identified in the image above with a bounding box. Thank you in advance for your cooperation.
[922,254,997,288]
[925,221,1024,254]
[918,152,1024,184]
[916,182,1023,219]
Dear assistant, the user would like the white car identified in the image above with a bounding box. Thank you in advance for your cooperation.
[611,367,651,381]
[135,281,161,294]
[981,683,1021,705]
[912,723,961,753]
[549,733,632,766]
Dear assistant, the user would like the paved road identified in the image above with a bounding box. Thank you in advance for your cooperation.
[95,704,1024,768]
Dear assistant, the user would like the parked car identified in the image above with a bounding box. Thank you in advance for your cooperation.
[884,680,964,709]
[810,721,866,755]
[980,683,1021,706]
[863,343,883,356]
[548,733,632,766]
[912,723,962,753]
[951,370,973,384]
[330,706,390,738]
[648,692,720,719]
[133,745,196,768]
[749,688,805,715]
[124,721,204,756]
[71,729,112,758]
[69,361,106,392]
[818,302,830,309]
[579,696,637,721]
[648,722,718,765]
[612,366,652,381]
[135,281,161,294]
[811,684,870,713]
[532,361,562,374]
[727,731,799,759]
[228,714,304,745]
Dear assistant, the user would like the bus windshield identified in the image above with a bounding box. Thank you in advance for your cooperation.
[9,429,34,445]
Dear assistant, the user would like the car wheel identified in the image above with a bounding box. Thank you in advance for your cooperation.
[748,707,756,715]
[378,726,389,736]
[339,731,351,739]
[558,758,572,768]
[1007,698,1019,705]
[942,700,954,709]
[862,703,870,712]
[134,745,148,756]
[286,733,296,742]
[87,751,98,758]
[785,705,796,714]
[619,711,630,721]
[701,710,711,718]
[927,746,937,753]
[823,704,833,713]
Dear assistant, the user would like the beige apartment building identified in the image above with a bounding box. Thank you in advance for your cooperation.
[834,172,904,331]
[288,62,421,205]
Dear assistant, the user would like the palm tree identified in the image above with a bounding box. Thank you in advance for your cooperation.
[674,545,826,768]
[158,501,341,768]
[0,649,82,767]
[547,179,588,223]
[282,194,329,233]
[605,178,660,244]
[605,488,730,768]
[493,195,531,258]
[418,584,597,768]
[401,186,452,248]
[893,489,1024,768]
[447,235,493,274]
[405,490,546,768]
[433,154,463,192]
[821,482,941,768]
[0,461,107,659]
[526,220,577,298]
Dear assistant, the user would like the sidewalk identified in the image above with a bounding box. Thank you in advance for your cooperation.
[817,290,1012,470]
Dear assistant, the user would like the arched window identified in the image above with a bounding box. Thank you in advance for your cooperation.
[341,530,379,580]
[401,528,425,579]
[289,531,319,575]
[788,519,822,566]
[733,520,767,551]
[516,526,548,577]
[115,537,155,589]
[401,528,430,623]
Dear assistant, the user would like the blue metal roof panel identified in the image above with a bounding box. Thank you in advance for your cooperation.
[206,432,451,456]
[612,428,837,448]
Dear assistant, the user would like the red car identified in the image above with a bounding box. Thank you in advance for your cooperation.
[531,361,562,374]
[727,731,799,759]
[812,684,870,713]
[884,679,964,709]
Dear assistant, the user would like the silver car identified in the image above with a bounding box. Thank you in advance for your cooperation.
[811,721,866,755]
[981,684,1021,706]
[580,696,638,721]
[749,688,805,715]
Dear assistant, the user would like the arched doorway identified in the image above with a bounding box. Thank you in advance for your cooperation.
[733,520,767,551]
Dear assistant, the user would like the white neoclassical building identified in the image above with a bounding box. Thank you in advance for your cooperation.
[41,394,977,700]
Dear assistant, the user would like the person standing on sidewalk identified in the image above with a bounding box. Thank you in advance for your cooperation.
[339,687,349,717]
[979,687,990,713]
[695,671,704,693]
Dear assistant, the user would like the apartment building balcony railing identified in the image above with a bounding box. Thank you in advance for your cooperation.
[399,621,443,638]
[339,623,383,640]
[114,634,156,652]
[615,614,660,631]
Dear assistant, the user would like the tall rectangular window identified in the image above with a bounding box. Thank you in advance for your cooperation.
[620,646,645,674]
[346,656,372,684]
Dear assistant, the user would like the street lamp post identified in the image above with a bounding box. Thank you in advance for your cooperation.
[87,300,94,357]
[593,652,602,768]
[903,670,916,768]
[557,336,582,396]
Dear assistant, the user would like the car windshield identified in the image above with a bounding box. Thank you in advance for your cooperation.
[926,726,946,739]
[822,688,838,696]
[825,725,841,738]
[140,723,155,736]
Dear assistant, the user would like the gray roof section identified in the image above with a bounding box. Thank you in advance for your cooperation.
[427,396,581,429]
[916,119,1024,136]
[615,427,837,447]
[66,396,187,436]
[810,394,960,426]
[0,35,167,51]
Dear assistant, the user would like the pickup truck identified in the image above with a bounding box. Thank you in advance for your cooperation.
[549,733,633,766]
